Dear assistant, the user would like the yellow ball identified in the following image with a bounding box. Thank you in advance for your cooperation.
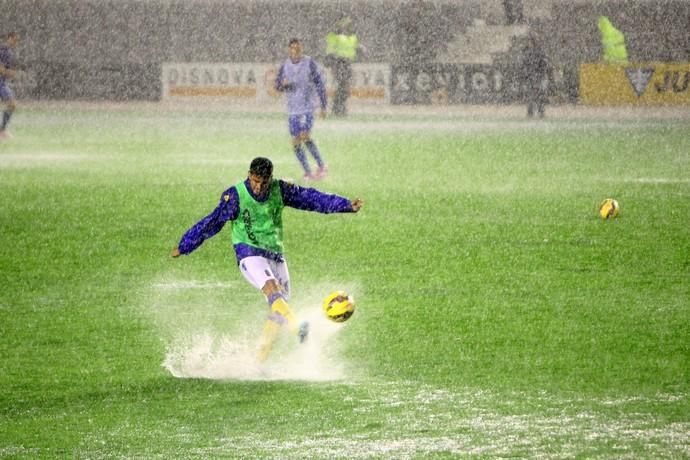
[323,290,355,323]
[599,198,620,219]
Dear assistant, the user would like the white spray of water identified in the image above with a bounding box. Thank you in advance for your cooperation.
[153,278,361,382]
[162,307,347,381]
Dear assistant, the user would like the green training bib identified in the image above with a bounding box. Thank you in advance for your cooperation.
[232,180,284,253]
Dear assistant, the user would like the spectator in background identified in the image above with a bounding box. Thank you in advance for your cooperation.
[0,31,20,139]
[396,0,439,69]
[503,0,524,25]
[324,16,365,117]
[598,16,629,64]
[521,34,551,118]
[394,0,451,104]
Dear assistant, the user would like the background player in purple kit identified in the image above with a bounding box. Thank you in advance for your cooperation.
[171,157,364,363]
[275,38,329,181]
[0,32,20,139]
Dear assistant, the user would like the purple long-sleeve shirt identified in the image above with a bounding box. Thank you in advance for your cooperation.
[177,178,354,263]
[0,45,16,85]
[275,56,327,115]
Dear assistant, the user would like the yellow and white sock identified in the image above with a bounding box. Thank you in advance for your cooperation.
[257,293,299,362]
[257,315,281,363]
[269,296,297,333]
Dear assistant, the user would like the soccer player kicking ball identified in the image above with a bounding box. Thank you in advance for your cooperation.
[171,157,363,362]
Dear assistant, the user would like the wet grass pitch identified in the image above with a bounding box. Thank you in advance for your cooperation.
[1,104,688,458]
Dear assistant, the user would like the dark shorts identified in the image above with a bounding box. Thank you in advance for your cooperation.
[0,83,14,101]
[288,113,314,138]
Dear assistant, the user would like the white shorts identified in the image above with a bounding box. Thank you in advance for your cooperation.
[239,256,291,299]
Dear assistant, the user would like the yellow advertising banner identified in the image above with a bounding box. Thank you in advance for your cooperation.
[580,63,690,105]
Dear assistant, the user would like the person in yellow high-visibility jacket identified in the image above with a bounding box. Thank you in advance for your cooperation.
[325,16,366,116]
[597,16,629,64]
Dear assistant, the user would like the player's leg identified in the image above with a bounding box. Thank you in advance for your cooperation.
[269,259,308,342]
[257,280,293,362]
[268,258,291,299]
[289,115,312,178]
[293,137,312,180]
[304,136,327,178]
[301,114,327,177]
[239,256,299,361]
[332,60,347,116]
[538,79,547,118]
[338,61,352,117]
[239,256,297,327]
[262,281,296,330]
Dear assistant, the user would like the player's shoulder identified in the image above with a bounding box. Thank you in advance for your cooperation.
[220,185,240,202]
[277,177,293,188]
[278,177,303,193]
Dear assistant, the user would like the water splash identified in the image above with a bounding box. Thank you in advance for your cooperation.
[162,306,348,381]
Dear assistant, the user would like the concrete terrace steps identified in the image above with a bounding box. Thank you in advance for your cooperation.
[437,19,530,65]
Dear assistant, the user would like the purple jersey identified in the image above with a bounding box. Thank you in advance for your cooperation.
[275,56,327,116]
[0,45,15,86]
[177,178,353,263]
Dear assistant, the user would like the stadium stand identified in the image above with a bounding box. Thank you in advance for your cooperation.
[1,0,688,101]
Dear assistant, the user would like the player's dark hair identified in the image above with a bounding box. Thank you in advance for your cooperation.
[288,38,301,46]
[249,157,273,179]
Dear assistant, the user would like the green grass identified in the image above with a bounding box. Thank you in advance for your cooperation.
[1,104,688,458]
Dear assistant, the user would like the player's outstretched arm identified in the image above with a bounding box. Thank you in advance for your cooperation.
[170,187,239,258]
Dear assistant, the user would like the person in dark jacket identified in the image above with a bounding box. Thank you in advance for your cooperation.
[521,35,551,118]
